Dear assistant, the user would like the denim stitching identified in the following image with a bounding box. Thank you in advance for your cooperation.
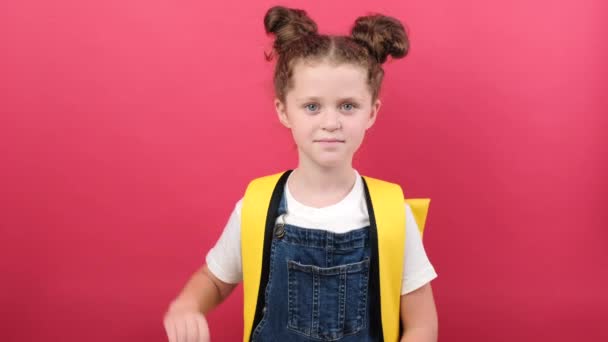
[250,239,279,341]
[286,258,370,340]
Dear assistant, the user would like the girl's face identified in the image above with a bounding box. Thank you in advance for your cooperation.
[275,60,381,170]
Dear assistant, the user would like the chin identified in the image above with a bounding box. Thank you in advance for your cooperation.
[300,149,352,169]
[313,158,349,169]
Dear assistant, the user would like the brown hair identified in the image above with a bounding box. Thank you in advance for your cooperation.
[264,6,409,103]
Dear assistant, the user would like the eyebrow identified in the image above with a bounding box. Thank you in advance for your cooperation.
[295,96,361,103]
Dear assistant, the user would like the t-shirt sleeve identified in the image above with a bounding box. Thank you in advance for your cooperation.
[205,199,244,284]
[401,203,438,295]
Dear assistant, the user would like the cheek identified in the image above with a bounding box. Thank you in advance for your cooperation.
[290,125,311,142]
[346,124,369,145]
[293,119,315,134]
[346,121,368,136]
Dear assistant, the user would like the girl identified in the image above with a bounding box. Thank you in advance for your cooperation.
[164,6,438,342]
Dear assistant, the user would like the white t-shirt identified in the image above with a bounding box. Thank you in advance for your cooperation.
[206,170,437,295]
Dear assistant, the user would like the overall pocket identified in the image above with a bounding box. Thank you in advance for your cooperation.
[287,258,370,341]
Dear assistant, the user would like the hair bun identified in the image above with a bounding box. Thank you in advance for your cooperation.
[264,6,318,54]
[351,15,409,63]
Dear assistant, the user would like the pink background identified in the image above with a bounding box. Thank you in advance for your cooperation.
[1,0,607,341]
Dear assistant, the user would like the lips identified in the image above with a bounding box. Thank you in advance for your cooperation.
[315,139,345,143]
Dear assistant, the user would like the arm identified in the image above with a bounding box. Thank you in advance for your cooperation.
[164,202,242,341]
[168,201,243,315]
[400,283,438,342]
[163,265,237,341]
[168,264,238,315]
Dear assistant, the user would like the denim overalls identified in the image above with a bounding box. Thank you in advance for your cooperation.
[250,190,379,341]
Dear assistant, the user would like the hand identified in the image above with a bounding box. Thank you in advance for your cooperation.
[163,299,210,342]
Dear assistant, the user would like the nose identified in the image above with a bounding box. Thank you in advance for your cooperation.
[320,109,341,131]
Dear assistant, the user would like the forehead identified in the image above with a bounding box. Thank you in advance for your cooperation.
[288,60,370,98]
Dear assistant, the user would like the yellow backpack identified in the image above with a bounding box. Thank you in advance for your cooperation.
[240,171,430,341]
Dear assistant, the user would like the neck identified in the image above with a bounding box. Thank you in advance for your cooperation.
[287,159,357,208]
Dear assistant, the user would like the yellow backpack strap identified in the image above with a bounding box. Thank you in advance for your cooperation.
[362,176,406,342]
[363,176,431,341]
[404,198,431,238]
[241,170,291,342]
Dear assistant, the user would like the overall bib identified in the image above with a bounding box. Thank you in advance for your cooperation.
[250,192,378,341]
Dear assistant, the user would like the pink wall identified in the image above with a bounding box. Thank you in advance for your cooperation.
[1,0,607,341]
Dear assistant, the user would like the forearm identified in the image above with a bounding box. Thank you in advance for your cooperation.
[170,266,227,315]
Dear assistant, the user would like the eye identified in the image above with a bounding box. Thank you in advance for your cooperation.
[341,103,357,112]
[304,103,319,112]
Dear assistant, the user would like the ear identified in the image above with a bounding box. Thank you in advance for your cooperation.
[366,98,381,130]
[275,98,291,128]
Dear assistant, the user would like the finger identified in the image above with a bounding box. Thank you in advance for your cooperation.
[163,316,177,342]
[193,315,200,342]
[176,316,187,342]
[185,314,198,342]
[195,315,210,342]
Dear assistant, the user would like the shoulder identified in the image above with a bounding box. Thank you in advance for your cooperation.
[360,174,402,188]
[241,171,288,208]
[360,174,404,196]
[246,170,290,185]
[404,202,415,217]
[234,198,244,217]
[360,174,405,205]
[404,202,418,230]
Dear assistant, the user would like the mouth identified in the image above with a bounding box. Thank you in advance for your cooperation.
[315,139,345,143]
